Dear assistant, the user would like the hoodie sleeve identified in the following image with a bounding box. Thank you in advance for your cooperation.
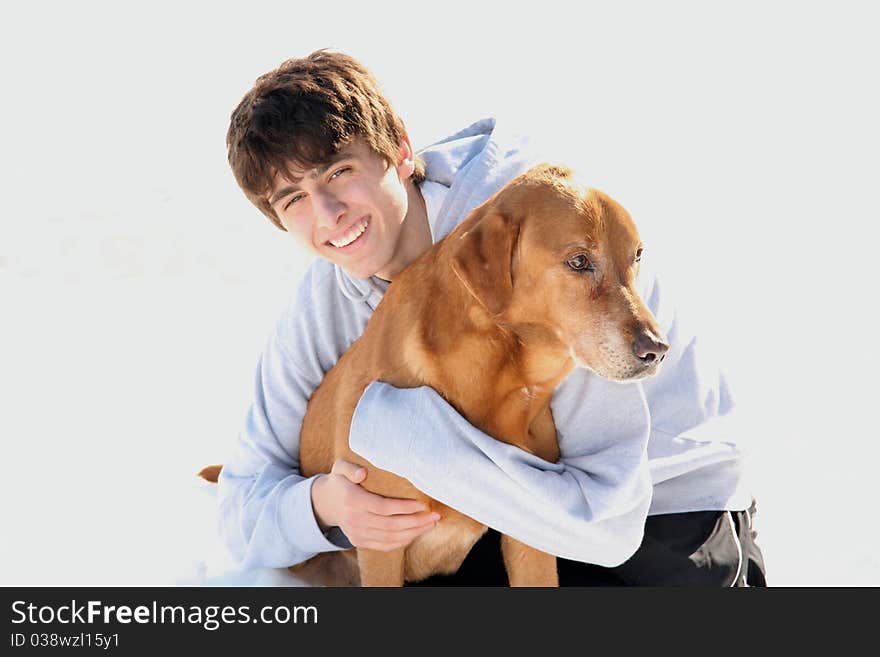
[349,374,653,567]
[216,265,363,569]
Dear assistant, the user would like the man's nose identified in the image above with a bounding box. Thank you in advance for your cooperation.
[313,189,346,228]
[632,330,669,364]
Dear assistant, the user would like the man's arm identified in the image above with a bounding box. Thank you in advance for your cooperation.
[216,328,350,569]
[349,259,745,566]
[349,371,653,567]
[216,269,436,570]
[346,269,678,567]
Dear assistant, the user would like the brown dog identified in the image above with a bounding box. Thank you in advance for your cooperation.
[203,164,668,586]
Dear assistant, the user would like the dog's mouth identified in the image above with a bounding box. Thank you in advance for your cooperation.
[571,343,666,382]
[326,217,370,251]
[623,359,664,381]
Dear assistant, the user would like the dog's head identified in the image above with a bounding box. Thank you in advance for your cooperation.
[451,164,668,381]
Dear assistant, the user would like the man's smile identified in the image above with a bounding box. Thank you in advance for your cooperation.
[326,217,370,251]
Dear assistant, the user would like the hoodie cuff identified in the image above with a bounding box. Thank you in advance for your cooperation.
[278,475,353,554]
[349,381,418,474]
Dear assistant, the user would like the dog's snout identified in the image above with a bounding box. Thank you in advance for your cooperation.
[632,331,669,365]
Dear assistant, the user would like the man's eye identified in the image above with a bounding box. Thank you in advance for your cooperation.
[566,254,594,272]
[284,194,304,211]
[329,166,350,181]
[635,247,643,263]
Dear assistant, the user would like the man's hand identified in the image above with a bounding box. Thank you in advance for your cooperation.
[310,459,440,551]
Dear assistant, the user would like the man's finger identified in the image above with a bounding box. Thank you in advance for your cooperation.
[372,520,439,544]
[358,489,427,517]
[330,458,366,484]
[365,510,441,532]
[360,522,438,551]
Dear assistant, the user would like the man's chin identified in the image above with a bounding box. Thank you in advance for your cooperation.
[321,245,392,280]
[330,257,381,281]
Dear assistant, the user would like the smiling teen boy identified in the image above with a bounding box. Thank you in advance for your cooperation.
[218,50,766,585]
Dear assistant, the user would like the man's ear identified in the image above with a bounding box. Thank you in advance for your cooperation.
[396,135,415,179]
[451,209,519,315]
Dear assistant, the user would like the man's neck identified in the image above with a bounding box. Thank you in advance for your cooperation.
[374,181,431,282]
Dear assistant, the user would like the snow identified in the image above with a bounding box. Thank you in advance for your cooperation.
[2,2,878,586]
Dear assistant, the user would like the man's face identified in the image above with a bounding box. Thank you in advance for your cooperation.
[268,138,415,280]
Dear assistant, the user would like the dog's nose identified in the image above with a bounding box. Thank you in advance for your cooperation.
[632,331,669,365]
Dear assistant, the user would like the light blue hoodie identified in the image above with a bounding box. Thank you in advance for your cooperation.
[216,118,752,570]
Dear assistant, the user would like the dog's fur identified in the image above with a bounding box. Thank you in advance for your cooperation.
[202,165,667,586]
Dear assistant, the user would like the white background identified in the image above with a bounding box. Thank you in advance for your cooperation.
[1,1,877,586]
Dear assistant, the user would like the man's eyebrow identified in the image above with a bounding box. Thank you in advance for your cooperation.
[269,185,299,208]
[268,148,357,207]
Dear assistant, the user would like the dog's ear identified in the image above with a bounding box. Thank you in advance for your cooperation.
[451,209,520,315]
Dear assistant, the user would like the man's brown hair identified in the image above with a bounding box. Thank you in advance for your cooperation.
[227,50,425,230]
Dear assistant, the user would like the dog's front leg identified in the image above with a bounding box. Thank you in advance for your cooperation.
[501,534,559,587]
[357,547,406,587]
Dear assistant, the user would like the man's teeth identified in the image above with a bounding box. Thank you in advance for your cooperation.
[330,219,368,248]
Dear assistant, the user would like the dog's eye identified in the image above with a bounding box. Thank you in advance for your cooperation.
[566,254,594,272]
[635,247,643,263]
